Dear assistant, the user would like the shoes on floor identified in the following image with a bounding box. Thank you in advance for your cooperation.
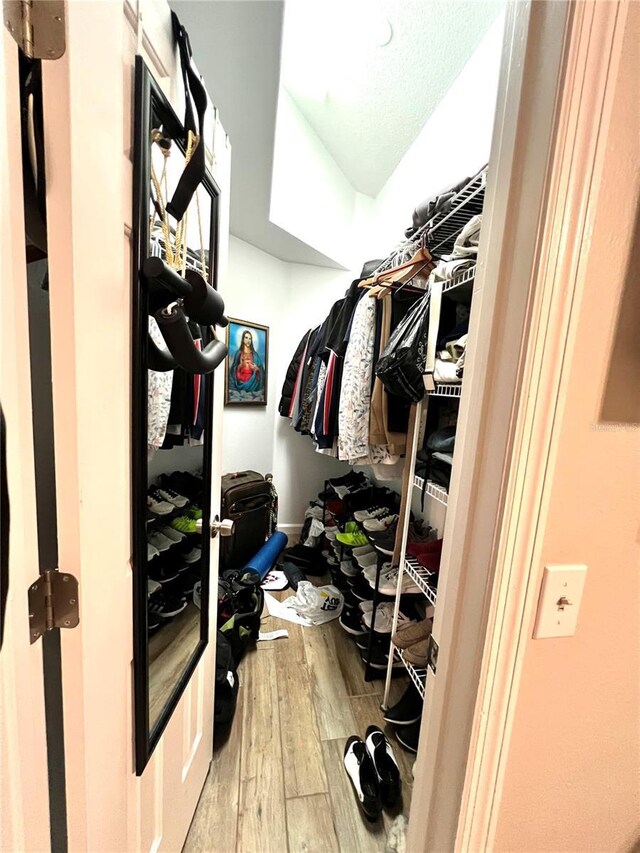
[343,736,382,821]
[392,611,434,649]
[365,726,401,806]
[154,486,188,508]
[383,683,423,726]
[394,720,421,754]
[147,492,175,515]
[362,644,404,670]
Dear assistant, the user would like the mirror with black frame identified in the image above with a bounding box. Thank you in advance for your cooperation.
[132,57,223,774]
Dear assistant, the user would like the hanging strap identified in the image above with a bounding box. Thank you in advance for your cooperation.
[166,11,208,222]
[423,279,442,393]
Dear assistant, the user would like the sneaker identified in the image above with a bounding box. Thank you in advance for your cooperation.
[343,736,382,821]
[407,521,434,544]
[159,526,185,543]
[378,566,421,596]
[406,539,443,558]
[147,543,160,561]
[357,551,379,570]
[154,487,188,508]
[171,515,198,534]
[395,720,421,753]
[361,645,404,670]
[363,513,398,532]
[178,570,200,596]
[365,726,401,806]
[185,505,203,520]
[180,545,202,564]
[392,612,434,649]
[383,683,423,726]
[336,528,369,548]
[148,530,174,553]
[147,579,161,597]
[324,527,338,541]
[148,610,161,632]
[339,607,366,635]
[349,575,375,602]
[148,557,179,584]
[147,493,175,515]
[363,605,414,635]
[148,590,187,619]
[339,559,360,579]
[353,506,388,522]
[369,530,397,556]
[363,561,392,584]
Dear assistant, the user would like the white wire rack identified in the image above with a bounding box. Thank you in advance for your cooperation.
[442,263,476,296]
[413,476,449,506]
[427,169,486,256]
[403,556,438,606]
[427,382,463,398]
[396,647,427,698]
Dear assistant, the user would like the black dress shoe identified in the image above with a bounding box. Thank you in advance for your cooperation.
[365,726,401,806]
[382,683,423,726]
[394,720,421,754]
[343,736,382,821]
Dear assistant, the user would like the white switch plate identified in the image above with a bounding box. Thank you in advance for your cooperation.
[532,564,587,639]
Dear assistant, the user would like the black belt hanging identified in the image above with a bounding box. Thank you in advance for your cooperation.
[166,11,208,222]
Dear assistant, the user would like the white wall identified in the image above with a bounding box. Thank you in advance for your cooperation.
[220,237,353,526]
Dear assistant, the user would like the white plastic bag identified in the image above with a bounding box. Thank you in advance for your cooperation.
[287,581,344,625]
[303,517,325,548]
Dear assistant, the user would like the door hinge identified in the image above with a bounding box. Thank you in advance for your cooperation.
[427,634,439,675]
[4,0,65,60]
[28,570,79,644]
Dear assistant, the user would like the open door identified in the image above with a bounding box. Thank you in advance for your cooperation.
[37,2,230,849]
[0,27,52,853]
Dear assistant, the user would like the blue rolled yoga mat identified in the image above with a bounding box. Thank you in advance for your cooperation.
[244,531,288,580]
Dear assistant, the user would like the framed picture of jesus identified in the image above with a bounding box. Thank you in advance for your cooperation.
[224,318,269,406]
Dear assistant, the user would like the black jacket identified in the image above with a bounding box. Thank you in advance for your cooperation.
[278,328,311,417]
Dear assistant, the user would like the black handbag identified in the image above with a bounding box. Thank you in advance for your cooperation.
[375,290,431,401]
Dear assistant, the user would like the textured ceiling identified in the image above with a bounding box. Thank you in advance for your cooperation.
[281,0,503,196]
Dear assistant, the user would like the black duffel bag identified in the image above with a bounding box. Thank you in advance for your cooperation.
[214,631,239,726]
[375,289,431,401]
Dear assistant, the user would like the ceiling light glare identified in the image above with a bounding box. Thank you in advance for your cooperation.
[369,15,392,47]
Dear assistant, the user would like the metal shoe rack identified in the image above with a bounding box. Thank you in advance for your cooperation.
[322,483,404,681]
[379,170,486,705]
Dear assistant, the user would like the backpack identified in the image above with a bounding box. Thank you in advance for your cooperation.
[214,631,239,726]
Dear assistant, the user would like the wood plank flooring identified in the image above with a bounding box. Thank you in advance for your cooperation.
[184,584,413,853]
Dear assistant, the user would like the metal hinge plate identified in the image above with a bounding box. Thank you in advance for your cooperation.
[28,570,79,644]
[427,634,439,675]
[4,0,65,60]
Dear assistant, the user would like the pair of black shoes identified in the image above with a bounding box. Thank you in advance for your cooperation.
[343,726,401,821]
[382,683,424,754]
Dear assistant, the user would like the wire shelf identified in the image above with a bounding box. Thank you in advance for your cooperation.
[403,556,438,606]
[396,647,427,698]
[442,263,476,296]
[427,170,486,256]
[413,476,449,506]
[426,382,463,398]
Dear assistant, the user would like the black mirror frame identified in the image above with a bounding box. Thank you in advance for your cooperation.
[131,56,220,775]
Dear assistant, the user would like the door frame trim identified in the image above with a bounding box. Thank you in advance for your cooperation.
[406,1,629,850]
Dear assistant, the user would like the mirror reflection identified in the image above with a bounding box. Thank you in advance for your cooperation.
[144,129,213,733]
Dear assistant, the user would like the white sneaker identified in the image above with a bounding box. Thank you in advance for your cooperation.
[147,494,175,515]
[340,560,360,578]
[363,605,414,634]
[148,530,174,552]
[325,527,338,541]
[147,543,160,561]
[155,487,188,508]
[363,514,398,532]
[363,561,392,583]
[353,506,388,522]
[159,526,185,542]
[352,545,375,559]
[147,579,162,597]
[356,551,378,569]
[182,546,202,564]
[378,566,421,596]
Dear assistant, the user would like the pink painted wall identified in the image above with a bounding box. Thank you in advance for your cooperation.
[494,7,640,851]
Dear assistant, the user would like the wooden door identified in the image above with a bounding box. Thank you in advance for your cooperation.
[0,28,52,853]
[39,1,230,849]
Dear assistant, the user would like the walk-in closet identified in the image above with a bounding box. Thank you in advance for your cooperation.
[3,2,638,852]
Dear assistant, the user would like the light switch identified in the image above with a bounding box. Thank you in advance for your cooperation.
[532,564,587,639]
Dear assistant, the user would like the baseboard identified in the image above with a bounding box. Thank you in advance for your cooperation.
[277,523,303,542]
